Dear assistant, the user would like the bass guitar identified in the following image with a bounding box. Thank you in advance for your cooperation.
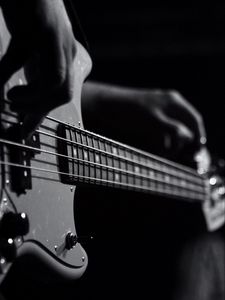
[0,9,224,285]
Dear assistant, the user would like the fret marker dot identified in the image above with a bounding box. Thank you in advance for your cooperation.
[113,147,117,155]
[73,149,77,157]
[95,155,99,163]
[135,166,140,173]
[149,170,154,177]
[209,177,217,186]
[115,174,119,181]
[165,176,170,182]
[84,151,88,160]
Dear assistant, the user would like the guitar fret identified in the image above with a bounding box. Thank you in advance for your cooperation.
[81,133,90,180]
[92,138,101,181]
[105,143,113,182]
[65,129,74,180]
[128,165,134,185]
[112,145,120,186]
[56,124,207,202]
[113,145,120,185]
[75,131,84,177]
[110,144,116,186]
[97,139,104,183]
[148,159,202,185]
[68,129,75,178]
[85,135,202,186]
[143,177,149,188]
[134,158,142,186]
[125,149,133,185]
[118,147,127,185]
[93,140,203,193]
[87,135,96,181]
[99,140,107,181]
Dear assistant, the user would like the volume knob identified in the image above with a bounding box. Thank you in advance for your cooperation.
[65,232,77,250]
[0,212,29,238]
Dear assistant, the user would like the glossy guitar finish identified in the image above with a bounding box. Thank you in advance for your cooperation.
[0,8,92,283]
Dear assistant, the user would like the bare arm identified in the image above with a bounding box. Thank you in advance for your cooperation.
[82,80,206,153]
[0,0,77,138]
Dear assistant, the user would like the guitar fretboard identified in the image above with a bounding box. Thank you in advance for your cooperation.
[56,121,208,203]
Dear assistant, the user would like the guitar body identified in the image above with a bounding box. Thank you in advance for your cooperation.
[0,8,92,283]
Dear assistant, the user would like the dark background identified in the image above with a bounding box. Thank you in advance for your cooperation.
[76,1,225,159]
[74,5,225,298]
[1,3,224,299]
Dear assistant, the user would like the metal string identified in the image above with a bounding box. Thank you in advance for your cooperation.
[36,128,203,186]
[0,137,207,195]
[45,115,201,177]
[0,160,206,202]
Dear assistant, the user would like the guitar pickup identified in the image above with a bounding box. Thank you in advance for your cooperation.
[26,131,41,157]
[10,146,32,194]
[6,124,40,194]
[57,124,73,184]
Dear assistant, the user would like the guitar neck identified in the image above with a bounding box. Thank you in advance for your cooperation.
[55,118,208,203]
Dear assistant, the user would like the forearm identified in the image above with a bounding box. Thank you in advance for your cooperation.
[82,80,144,114]
[81,80,205,155]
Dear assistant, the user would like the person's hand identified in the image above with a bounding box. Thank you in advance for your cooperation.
[140,89,206,153]
[0,0,76,138]
[141,89,224,231]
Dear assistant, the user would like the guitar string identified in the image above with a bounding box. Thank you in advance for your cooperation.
[45,115,200,176]
[1,100,203,177]
[0,160,206,202]
[0,106,202,180]
[36,128,203,185]
[1,115,202,186]
[0,118,207,197]
[0,138,206,194]
[0,140,206,196]
[0,104,204,187]
[0,120,205,186]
